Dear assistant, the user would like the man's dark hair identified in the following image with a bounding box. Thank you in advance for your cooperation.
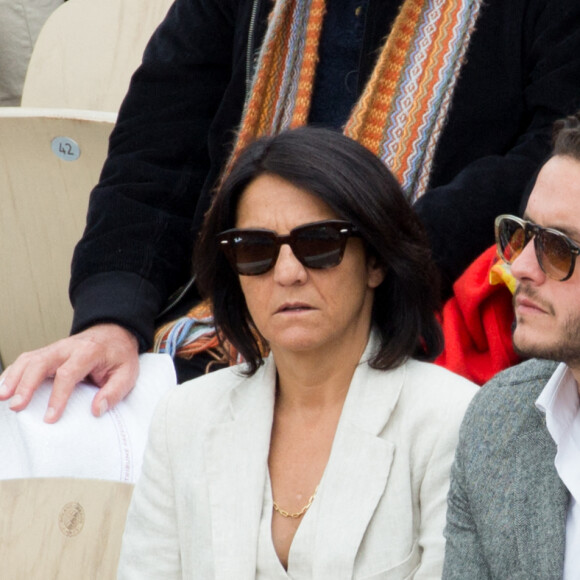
[553,111,580,160]
[195,127,443,375]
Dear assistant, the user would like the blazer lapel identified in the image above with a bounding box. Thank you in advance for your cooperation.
[514,411,568,578]
[204,358,277,580]
[312,359,407,580]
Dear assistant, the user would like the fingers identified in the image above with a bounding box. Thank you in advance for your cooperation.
[43,355,100,423]
[0,343,70,412]
[1,324,140,422]
[0,372,16,401]
[90,357,140,419]
[0,371,15,401]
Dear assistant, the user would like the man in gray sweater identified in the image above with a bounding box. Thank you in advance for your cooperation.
[443,112,580,579]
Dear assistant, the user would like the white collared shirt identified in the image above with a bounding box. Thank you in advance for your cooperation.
[536,362,580,579]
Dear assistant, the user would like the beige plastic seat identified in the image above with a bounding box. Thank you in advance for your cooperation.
[0,108,116,365]
[21,0,174,112]
[0,477,134,579]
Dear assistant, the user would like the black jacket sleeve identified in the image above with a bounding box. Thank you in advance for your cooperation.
[69,0,242,349]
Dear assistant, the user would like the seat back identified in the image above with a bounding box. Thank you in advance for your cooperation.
[21,0,174,112]
[0,108,115,365]
[0,477,134,579]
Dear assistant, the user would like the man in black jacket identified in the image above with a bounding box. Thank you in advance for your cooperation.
[2,0,580,422]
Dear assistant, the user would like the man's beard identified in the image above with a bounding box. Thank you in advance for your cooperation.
[513,285,580,366]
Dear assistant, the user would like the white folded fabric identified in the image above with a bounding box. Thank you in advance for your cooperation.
[0,353,176,482]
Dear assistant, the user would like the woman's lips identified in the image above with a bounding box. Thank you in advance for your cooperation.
[276,302,314,314]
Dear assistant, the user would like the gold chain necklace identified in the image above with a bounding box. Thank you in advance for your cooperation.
[273,486,319,519]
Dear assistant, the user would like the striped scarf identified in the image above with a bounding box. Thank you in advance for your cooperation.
[232,0,484,200]
[155,0,484,362]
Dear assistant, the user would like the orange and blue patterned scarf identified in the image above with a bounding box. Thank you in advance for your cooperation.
[232,0,484,201]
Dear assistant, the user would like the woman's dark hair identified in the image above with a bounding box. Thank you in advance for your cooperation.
[195,126,443,375]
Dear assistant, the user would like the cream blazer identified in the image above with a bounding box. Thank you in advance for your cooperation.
[118,341,476,579]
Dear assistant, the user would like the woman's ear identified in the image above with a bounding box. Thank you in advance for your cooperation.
[366,255,386,289]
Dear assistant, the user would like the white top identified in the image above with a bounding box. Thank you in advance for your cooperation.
[536,362,580,579]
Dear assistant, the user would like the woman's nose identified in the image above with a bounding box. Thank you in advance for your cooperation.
[272,244,308,284]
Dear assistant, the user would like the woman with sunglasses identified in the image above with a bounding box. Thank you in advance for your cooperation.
[118,127,477,579]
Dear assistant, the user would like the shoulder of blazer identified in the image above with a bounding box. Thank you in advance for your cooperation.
[464,358,558,428]
[401,358,479,405]
[160,356,275,428]
[458,358,558,466]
